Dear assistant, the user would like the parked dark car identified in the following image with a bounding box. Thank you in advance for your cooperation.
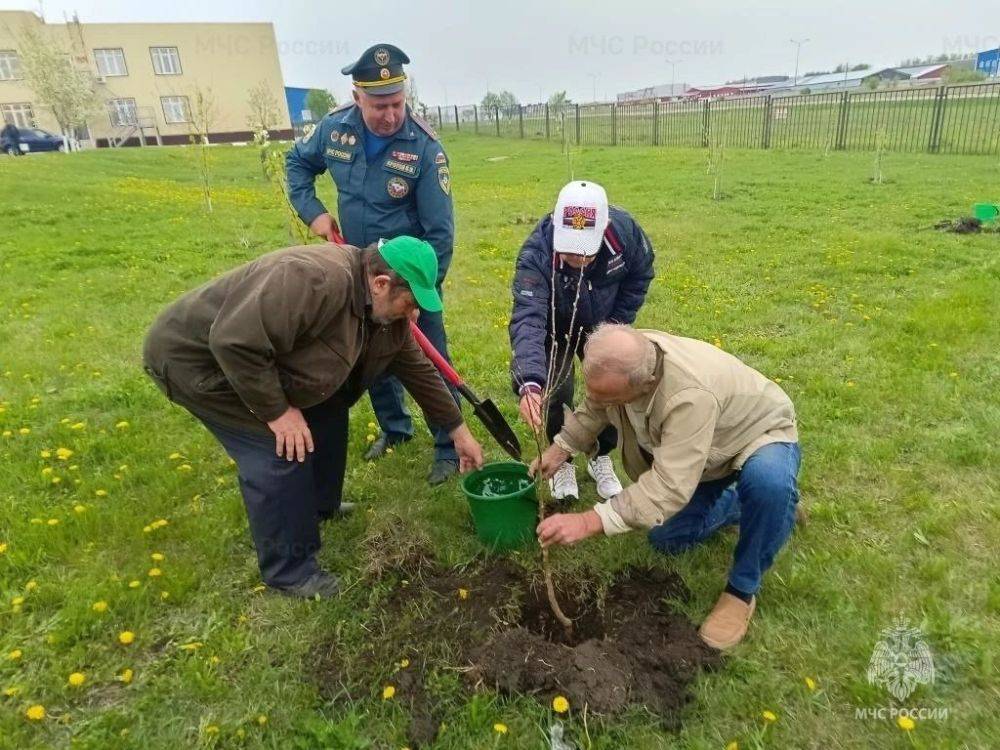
[1,126,65,154]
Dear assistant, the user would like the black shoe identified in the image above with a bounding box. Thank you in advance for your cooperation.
[427,459,459,486]
[364,433,411,461]
[275,571,340,600]
[318,502,356,522]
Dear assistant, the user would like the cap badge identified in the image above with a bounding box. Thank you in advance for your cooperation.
[374,48,390,66]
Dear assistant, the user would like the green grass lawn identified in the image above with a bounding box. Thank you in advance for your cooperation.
[0,134,997,749]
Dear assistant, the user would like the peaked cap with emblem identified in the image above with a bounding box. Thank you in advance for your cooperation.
[341,43,410,96]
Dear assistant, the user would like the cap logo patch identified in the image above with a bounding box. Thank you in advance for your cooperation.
[374,48,390,66]
[563,206,596,230]
[380,67,390,79]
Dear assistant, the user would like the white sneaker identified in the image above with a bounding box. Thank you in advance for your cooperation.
[587,455,623,501]
[549,462,579,502]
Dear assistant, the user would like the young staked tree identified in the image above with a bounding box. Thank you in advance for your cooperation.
[16,25,98,151]
[246,80,281,135]
[187,86,218,213]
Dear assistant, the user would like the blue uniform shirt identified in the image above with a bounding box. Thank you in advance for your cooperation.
[286,104,455,284]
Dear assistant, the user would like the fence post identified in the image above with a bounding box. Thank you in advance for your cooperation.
[611,103,617,146]
[421,105,427,120]
[545,103,550,140]
[454,105,460,131]
[652,100,659,146]
[437,106,443,130]
[518,105,524,138]
[927,86,948,153]
[474,104,478,134]
[761,95,773,149]
[701,99,710,147]
[835,92,850,150]
[575,103,581,144]
[495,106,500,136]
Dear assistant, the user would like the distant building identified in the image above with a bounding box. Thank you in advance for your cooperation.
[0,10,291,147]
[285,86,314,126]
[894,64,950,81]
[977,48,1000,77]
[778,67,908,94]
[616,83,688,103]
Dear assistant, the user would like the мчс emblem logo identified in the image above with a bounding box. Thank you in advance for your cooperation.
[374,48,390,66]
[866,616,935,701]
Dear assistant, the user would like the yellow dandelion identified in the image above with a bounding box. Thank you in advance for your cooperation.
[51,477,62,485]
[25,704,45,721]
[398,658,410,669]
[116,421,130,429]
[805,676,817,691]
[177,464,192,472]
[142,525,152,533]
[11,596,24,606]
[151,552,165,562]
[128,580,141,589]
[160,591,170,600]
[382,685,396,700]
[4,686,21,697]
[256,714,268,726]
[179,642,203,651]
[0,542,7,555]
[67,672,86,687]
[1,431,10,438]
[897,715,915,731]
[24,581,37,592]
[95,489,108,497]
[493,722,508,734]
[118,630,135,645]
[366,434,376,443]
[92,600,108,613]
[762,710,778,723]
[118,668,133,684]
[70,422,85,430]
[251,584,267,593]
[725,742,738,750]
[552,695,569,713]
[147,568,162,578]
[949,372,958,378]
[74,505,87,514]
[46,518,59,525]
[168,452,182,460]
[40,450,51,458]
[41,467,52,476]
[204,725,219,735]
[18,427,30,435]
[457,588,469,600]
[8,649,23,661]
[56,447,73,460]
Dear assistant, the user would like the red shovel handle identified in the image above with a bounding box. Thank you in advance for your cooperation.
[409,321,464,388]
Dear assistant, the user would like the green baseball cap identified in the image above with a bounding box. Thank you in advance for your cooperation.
[377,236,442,312]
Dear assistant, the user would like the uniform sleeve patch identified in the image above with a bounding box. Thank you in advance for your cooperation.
[434,151,447,165]
[437,166,451,195]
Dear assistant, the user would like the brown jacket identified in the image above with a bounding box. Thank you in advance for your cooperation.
[556,330,798,531]
[142,243,462,435]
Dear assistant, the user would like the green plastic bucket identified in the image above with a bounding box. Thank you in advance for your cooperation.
[972,203,999,223]
[461,462,538,551]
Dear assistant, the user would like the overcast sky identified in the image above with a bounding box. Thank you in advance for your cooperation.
[3,0,995,103]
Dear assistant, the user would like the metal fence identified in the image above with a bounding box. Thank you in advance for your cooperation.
[423,82,1000,155]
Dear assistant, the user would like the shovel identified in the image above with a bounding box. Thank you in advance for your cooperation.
[326,225,522,460]
[408,322,522,461]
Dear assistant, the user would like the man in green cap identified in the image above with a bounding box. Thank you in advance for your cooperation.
[142,237,484,599]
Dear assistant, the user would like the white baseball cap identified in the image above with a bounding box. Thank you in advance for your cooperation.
[552,180,609,257]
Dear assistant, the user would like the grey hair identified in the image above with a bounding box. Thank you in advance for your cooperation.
[582,323,657,387]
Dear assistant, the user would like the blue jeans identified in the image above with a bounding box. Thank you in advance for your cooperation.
[369,306,459,462]
[648,442,801,596]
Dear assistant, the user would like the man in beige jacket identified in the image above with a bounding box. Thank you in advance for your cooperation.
[530,324,800,649]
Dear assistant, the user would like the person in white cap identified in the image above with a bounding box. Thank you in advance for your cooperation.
[508,181,655,503]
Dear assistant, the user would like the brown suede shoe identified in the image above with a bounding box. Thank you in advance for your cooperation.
[698,592,756,650]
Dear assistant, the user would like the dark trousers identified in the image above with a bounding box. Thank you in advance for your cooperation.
[197,396,350,588]
[545,336,617,456]
[368,306,459,461]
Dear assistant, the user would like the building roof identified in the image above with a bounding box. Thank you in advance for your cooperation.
[795,67,897,86]
[895,64,949,78]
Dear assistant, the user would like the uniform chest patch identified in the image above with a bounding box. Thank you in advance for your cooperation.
[384,158,418,176]
[391,150,419,162]
[387,176,409,198]
[325,147,353,162]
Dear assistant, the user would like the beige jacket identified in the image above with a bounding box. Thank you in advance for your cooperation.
[555,330,798,533]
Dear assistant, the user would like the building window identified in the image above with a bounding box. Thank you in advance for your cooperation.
[94,48,127,77]
[1,102,34,127]
[0,50,22,80]
[160,95,190,124]
[150,46,181,75]
[107,98,138,127]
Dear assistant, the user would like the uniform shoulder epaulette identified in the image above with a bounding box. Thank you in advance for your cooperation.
[409,109,439,141]
[329,101,354,116]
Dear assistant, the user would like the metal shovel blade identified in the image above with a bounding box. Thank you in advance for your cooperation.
[472,396,522,461]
